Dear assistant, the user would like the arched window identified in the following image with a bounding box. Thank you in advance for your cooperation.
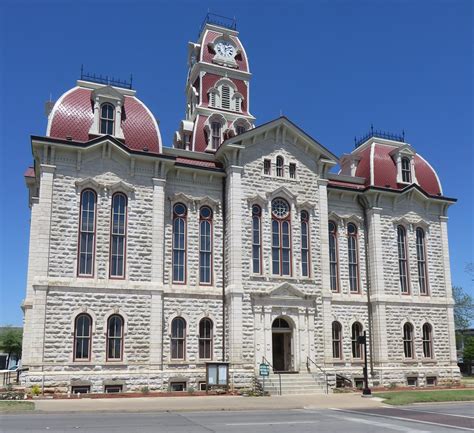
[171,317,186,360]
[403,323,414,358]
[211,121,221,149]
[422,323,433,358]
[199,318,213,359]
[271,198,291,276]
[199,206,213,284]
[397,226,409,294]
[172,203,187,283]
[107,315,123,361]
[416,228,428,295]
[78,189,97,277]
[401,157,411,183]
[351,322,363,359]
[209,90,217,107]
[332,321,342,359]
[236,124,246,135]
[347,223,359,293]
[74,314,92,361]
[100,103,115,135]
[110,193,127,278]
[252,205,262,274]
[300,210,310,277]
[276,156,284,177]
[328,221,339,292]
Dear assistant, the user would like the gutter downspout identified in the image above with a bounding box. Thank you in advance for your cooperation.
[358,196,375,376]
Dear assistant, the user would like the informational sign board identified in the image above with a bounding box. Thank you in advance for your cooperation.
[205,362,229,393]
[259,362,270,377]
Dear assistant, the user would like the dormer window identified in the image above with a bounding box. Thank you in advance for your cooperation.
[211,121,221,149]
[100,103,115,135]
[401,157,411,183]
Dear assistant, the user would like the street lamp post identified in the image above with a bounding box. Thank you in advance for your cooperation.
[357,330,372,396]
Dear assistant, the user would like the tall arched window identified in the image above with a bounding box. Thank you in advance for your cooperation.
[78,189,97,277]
[422,323,433,358]
[252,205,262,274]
[347,223,359,293]
[199,206,213,284]
[199,318,213,359]
[332,321,342,359]
[100,103,115,135]
[172,203,187,283]
[401,157,411,183]
[171,317,186,360]
[110,193,127,278]
[351,322,363,359]
[211,121,221,149]
[271,198,291,276]
[403,322,414,358]
[397,226,409,294]
[300,210,310,277]
[328,221,339,292]
[74,314,92,361]
[107,315,123,361]
[276,156,284,177]
[416,228,428,295]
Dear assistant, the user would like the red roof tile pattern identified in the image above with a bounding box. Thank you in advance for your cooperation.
[354,143,442,196]
[24,167,35,178]
[176,157,222,169]
[48,86,161,154]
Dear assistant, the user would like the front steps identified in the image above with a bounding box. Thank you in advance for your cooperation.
[258,371,330,395]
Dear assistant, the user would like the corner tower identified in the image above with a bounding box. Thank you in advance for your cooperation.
[174,14,255,152]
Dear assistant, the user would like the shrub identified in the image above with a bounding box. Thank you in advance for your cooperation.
[30,385,41,396]
[140,386,150,394]
[388,382,398,390]
[187,386,195,394]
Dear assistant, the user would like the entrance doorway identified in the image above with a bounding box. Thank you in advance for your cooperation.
[272,317,292,372]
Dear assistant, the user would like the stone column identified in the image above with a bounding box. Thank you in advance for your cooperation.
[318,179,333,364]
[28,286,48,366]
[150,178,166,368]
[439,216,457,364]
[225,165,244,365]
[366,207,388,364]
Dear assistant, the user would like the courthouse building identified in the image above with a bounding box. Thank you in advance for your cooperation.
[21,16,460,394]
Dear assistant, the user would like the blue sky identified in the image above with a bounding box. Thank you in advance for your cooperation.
[0,0,472,326]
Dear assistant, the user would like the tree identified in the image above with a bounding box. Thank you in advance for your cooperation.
[453,286,474,330]
[463,337,474,376]
[0,327,22,368]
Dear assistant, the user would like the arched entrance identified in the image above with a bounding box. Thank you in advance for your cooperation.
[272,317,293,372]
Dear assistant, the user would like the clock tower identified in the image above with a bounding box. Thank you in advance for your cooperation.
[174,14,255,152]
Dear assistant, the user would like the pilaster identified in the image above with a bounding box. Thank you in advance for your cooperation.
[151,178,166,283]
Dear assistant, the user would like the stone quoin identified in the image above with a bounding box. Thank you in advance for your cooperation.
[21,15,459,394]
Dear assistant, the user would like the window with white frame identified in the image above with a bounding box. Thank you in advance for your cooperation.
[110,193,127,278]
[401,157,411,183]
[271,198,291,276]
[403,322,414,358]
[74,314,92,361]
[289,163,296,179]
[78,189,97,277]
[199,206,213,284]
[422,323,433,358]
[252,205,262,274]
[300,210,310,277]
[100,103,115,135]
[221,85,231,110]
[397,225,409,294]
[351,322,363,359]
[416,227,428,295]
[332,321,342,359]
[107,315,124,361]
[172,203,187,283]
[211,121,221,149]
[276,156,284,177]
[263,159,271,175]
[347,223,359,293]
[171,317,186,360]
[328,221,339,292]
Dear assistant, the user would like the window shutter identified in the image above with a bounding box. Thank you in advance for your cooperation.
[221,86,230,109]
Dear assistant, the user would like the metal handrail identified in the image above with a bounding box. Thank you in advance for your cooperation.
[306,356,330,394]
[262,356,282,396]
[336,373,353,388]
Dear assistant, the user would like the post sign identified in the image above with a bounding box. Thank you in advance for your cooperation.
[259,362,270,377]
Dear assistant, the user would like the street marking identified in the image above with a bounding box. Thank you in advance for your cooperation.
[394,407,474,419]
[226,420,318,426]
[331,408,474,431]
[334,415,430,433]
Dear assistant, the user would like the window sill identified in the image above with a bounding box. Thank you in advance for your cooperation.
[402,360,418,364]
[261,174,300,183]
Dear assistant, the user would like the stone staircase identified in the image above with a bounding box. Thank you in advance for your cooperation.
[258,371,330,395]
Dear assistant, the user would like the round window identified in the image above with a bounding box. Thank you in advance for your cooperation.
[271,198,290,219]
[173,203,187,216]
[328,221,336,232]
[347,223,357,235]
[200,206,212,219]
[252,205,261,216]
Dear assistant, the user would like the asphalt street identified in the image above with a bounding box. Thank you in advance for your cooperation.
[1,403,473,433]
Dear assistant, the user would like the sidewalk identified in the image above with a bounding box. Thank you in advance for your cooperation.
[33,393,384,413]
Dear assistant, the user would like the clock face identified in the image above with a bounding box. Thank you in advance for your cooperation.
[215,41,235,58]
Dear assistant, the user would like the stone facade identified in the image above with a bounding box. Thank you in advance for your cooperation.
[21,21,460,395]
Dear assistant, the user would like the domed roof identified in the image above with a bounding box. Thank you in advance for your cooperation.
[340,140,442,196]
[47,84,162,154]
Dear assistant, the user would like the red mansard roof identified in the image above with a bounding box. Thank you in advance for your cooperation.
[48,86,162,154]
[349,142,442,196]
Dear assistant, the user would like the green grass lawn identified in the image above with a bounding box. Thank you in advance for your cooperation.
[0,401,35,412]
[375,389,474,405]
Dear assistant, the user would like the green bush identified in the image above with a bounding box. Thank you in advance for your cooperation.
[140,386,150,394]
[30,385,41,396]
